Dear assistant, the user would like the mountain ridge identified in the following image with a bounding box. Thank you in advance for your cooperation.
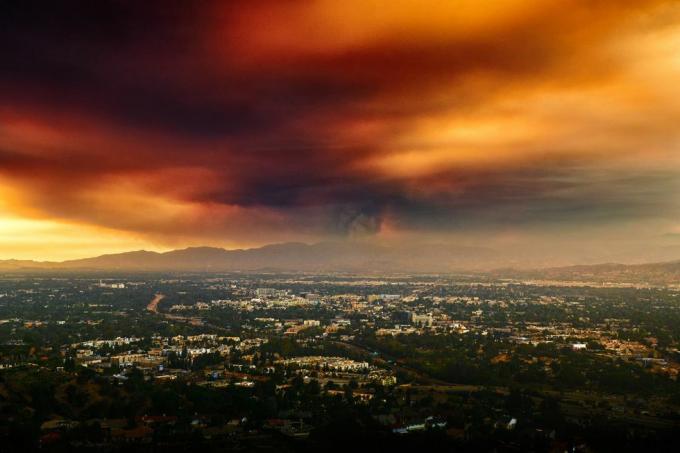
[0,242,495,272]
[1,242,679,282]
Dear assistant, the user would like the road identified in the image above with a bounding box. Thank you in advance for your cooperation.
[147,293,165,313]
[146,293,231,333]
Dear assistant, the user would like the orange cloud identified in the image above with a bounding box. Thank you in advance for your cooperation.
[0,0,679,260]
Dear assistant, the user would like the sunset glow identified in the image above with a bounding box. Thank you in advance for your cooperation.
[1,0,680,262]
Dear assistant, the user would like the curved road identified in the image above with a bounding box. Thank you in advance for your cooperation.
[147,293,165,313]
[146,293,231,333]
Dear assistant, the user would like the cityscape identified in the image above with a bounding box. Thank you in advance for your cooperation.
[2,0,680,451]
[1,271,680,450]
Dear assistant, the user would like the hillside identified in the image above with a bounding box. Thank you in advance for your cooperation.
[2,243,679,283]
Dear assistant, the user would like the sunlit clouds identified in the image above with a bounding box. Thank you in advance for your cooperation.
[1,0,679,262]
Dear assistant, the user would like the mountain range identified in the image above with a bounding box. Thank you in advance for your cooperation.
[0,242,497,273]
[497,261,680,284]
[1,242,679,283]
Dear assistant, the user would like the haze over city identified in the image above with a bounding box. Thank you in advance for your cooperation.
[5,3,680,452]
[2,0,680,265]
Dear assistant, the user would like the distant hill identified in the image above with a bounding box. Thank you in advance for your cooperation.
[0,259,57,270]
[0,242,498,273]
[492,261,680,284]
[1,243,679,283]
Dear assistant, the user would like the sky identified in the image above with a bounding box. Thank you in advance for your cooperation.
[1,0,680,263]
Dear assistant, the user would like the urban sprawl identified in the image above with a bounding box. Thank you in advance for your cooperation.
[1,274,680,451]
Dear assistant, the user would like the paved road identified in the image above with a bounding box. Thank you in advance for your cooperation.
[146,293,231,332]
[147,293,165,313]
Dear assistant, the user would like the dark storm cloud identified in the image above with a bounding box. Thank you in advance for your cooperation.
[0,0,678,250]
[0,0,374,140]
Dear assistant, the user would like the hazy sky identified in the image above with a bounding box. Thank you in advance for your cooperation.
[1,0,680,262]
